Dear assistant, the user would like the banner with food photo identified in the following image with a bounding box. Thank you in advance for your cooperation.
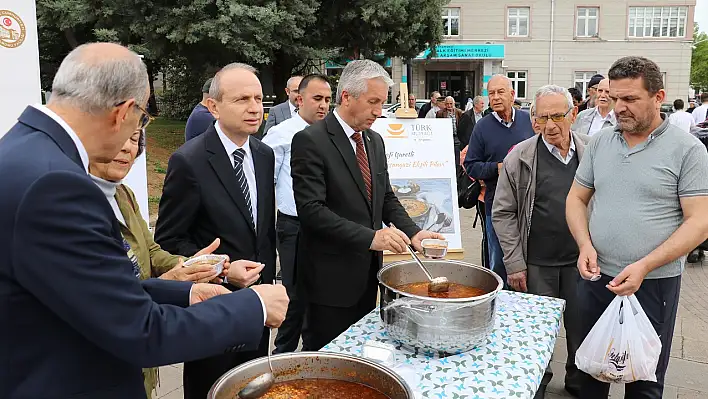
[372,118,462,250]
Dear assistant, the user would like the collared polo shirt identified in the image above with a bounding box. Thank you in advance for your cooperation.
[575,117,708,279]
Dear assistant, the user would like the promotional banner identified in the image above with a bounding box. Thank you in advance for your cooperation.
[372,118,462,250]
[0,4,41,136]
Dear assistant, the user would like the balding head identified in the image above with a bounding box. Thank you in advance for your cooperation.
[50,43,149,114]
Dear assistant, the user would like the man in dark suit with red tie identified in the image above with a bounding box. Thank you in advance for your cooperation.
[291,60,444,350]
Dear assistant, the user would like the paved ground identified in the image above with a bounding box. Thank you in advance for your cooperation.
[155,208,708,398]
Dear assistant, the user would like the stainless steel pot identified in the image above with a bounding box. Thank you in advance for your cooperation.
[378,260,503,354]
[207,352,415,399]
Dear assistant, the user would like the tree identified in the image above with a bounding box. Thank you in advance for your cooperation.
[315,0,447,60]
[691,23,708,92]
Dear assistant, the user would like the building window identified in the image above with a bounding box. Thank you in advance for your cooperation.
[574,71,598,96]
[628,6,688,38]
[507,71,527,99]
[576,7,599,37]
[508,7,530,37]
[442,8,460,36]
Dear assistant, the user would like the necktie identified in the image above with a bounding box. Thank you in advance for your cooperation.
[351,132,372,202]
[233,148,255,229]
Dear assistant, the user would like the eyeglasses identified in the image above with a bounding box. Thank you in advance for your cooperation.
[534,108,573,124]
[115,101,155,131]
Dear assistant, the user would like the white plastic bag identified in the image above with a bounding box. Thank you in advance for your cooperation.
[575,294,662,383]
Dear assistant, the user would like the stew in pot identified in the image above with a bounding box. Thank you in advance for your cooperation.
[259,379,390,399]
[396,282,486,299]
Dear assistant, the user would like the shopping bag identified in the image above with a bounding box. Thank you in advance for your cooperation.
[575,294,662,383]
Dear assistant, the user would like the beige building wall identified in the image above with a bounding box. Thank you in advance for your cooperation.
[395,0,695,105]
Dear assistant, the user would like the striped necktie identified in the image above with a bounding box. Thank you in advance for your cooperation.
[351,132,371,202]
[232,148,255,229]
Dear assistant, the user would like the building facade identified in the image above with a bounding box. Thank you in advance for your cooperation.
[391,0,696,107]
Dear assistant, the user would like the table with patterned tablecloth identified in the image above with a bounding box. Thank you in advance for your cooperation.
[322,291,566,399]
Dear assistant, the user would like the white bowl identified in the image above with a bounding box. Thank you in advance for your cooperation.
[184,254,228,275]
[421,239,448,259]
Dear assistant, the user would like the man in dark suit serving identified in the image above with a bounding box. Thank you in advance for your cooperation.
[0,43,287,399]
[291,60,444,350]
[155,62,279,399]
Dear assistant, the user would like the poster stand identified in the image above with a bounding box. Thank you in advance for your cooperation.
[382,84,464,264]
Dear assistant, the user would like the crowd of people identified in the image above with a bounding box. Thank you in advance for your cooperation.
[2,40,708,399]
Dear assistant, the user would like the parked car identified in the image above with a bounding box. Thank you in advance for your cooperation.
[380,100,430,118]
[660,103,674,116]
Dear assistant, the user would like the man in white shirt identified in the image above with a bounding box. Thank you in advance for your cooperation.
[425,96,444,118]
[693,93,708,125]
[262,74,332,354]
[669,99,696,133]
[572,78,616,136]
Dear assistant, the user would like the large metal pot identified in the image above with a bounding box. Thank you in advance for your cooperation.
[378,260,503,354]
[207,352,415,399]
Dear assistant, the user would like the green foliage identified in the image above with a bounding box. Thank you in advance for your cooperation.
[691,24,708,92]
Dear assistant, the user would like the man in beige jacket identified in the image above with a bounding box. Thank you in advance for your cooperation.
[492,85,589,399]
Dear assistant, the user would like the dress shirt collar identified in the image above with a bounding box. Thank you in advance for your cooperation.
[215,121,252,161]
[333,108,358,139]
[541,133,576,163]
[595,107,615,122]
[32,104,89,172]
[288,101,296,116]
[492,108,516,127]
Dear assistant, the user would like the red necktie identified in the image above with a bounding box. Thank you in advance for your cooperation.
[351,132,372,202]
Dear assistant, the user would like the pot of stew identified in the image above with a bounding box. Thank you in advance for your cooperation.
[378,260,503,354]
[207,352,415,399]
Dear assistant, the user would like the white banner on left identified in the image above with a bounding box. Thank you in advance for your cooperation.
[0,3,41,136]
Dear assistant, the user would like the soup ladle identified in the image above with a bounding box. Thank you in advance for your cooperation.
[390,223,450,293]
[237,284,276,398]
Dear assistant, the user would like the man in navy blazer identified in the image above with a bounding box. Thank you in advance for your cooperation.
[0,43,288,399]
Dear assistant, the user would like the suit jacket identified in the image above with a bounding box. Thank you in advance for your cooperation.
[418,101,433,118]
[155,125,276,286]
[0,107,265,399]
[291,112,421,308]
[458,109,479,150]
[263,101,293,136]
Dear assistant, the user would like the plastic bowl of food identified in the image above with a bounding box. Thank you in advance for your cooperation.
[421,239,448,259]
[184,254,228,275]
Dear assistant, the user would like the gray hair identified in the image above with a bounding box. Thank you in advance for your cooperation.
[473,95,484,105]
[50,43,148,114]
[336,60,394,105]
[489,74,513,89]
[532,85,574,115]
[209,62,258,101]
[286,76,302,88]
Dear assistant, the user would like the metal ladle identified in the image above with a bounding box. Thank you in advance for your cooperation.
[404,243,450,293]
[237,286,276,398]
[389,223,449,293]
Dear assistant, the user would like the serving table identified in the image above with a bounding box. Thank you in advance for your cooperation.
[322,291,566,398]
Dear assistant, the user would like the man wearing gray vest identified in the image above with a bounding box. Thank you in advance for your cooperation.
[494,85,589,398]
[567,56,708,399]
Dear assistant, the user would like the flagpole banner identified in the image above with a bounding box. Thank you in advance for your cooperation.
[0,3,41,136]
[372,118,462,249]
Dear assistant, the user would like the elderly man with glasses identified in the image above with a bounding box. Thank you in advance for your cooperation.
[492,85,590,399]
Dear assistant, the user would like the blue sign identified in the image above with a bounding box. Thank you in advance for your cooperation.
[416,44,505,60]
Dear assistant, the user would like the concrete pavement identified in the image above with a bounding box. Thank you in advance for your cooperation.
[155,208,708,399]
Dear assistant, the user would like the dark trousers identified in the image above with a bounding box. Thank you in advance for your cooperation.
[578,273,681,399]
[273,212,305,353]
[527,263,583,393]
[301,265,379,351]
[485,214,507,289]
[183,327,269,399]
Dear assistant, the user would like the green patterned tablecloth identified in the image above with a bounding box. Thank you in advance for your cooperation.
[322,291,566,398]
